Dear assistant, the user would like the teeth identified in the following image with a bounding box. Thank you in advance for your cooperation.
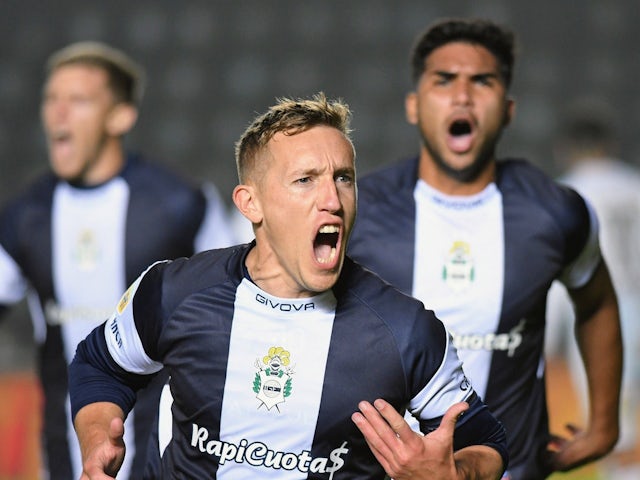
[319,225,339,234]
[317,247,337,264]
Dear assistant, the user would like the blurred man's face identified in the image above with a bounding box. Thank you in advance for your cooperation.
[41,64,118,183]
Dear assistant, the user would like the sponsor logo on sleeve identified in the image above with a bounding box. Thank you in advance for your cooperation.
[116,285,134,315]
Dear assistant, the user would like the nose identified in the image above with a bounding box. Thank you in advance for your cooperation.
[318,177,341,213]
[452,79,472,106]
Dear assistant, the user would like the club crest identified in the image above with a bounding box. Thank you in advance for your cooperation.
[442,240,475,292]
[73,229,101,271]
[253,346,294,411]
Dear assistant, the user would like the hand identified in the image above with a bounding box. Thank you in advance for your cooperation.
[352,398,469,479]
[79,416,126,480]
[544,422,617,472]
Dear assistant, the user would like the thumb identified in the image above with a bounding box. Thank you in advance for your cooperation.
[439,401,470,436]
[108,416,125,447]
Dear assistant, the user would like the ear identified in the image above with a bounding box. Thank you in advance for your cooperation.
[405,91,418,125]
[106,104,138,136]
[232,184,263,225]
[503,97,516,127]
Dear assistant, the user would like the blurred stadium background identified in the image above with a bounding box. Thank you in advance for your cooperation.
[1,0,638,478]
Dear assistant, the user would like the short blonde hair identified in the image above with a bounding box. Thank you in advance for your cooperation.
[46,41,145,106]
[235,92,353,183]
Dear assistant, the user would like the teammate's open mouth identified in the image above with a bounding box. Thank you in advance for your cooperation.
[314,225,339,264]
[447,119,474,153]
[450,119,472,136]
[51,130,69,141]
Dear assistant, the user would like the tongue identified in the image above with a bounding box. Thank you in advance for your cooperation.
[447,133,473,153]
[314,243,333,262]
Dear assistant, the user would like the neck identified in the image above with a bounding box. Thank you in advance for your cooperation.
[82,139,126,186]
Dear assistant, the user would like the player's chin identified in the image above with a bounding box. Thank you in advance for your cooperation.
[306,266,342,293]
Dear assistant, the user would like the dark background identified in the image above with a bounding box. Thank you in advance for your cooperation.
[1,0,639,371]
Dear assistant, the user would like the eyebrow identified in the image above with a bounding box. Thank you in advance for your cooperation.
[432,70,500,81]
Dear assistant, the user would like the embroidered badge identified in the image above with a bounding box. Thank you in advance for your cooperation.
[116,284,134,315]
[73,229,101,271]
[442,240,475,293]
[253,346,294,411]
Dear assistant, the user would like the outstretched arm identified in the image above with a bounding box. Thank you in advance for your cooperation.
[547,261,621,471]
[74,402,126,480]
[352,399,504,480]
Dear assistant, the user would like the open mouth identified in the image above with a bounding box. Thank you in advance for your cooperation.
[51,129,71,142]
[447,118,474,153]
[314,225,339,264]
[49,130,72,150]
[450,119,472,136]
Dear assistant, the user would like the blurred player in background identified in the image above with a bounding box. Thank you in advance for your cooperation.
[0,41,235,479]
[348,18,622,479]
[546,97,640,479]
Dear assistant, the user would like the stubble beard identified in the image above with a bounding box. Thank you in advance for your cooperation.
[420,132,499,184]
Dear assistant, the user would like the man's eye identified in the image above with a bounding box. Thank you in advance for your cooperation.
[296,177,311,184]
[337,174,353,183]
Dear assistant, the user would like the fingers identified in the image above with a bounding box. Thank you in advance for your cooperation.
[373,399,411,438]
[353,399,468,479]
[352,401,396,471]
[547,423,583,453]
[563,423,583,436]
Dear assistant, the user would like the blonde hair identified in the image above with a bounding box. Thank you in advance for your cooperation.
[235,92,353,183]
[46,41,145,106]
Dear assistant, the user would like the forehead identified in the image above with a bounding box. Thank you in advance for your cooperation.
[45,64,110,91]
[424,41,500,73]
[267,126,355,169]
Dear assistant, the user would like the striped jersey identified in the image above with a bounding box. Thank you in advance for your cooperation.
[69,243,508,478]
[348,157,600,479]
[0,153,235,479]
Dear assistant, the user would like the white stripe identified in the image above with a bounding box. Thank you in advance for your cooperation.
[408,331,473,419]
[104,261,165,375]
[412,180,504,398]
[217,279,336,479]
[51,179,133,478]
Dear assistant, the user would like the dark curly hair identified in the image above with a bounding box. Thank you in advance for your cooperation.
[410,18,516,88]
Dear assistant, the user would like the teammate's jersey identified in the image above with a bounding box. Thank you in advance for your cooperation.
[69,244,508,479]
[348,157,600,479]
[0,153,235,479]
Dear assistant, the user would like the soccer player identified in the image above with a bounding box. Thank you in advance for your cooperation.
[69,93,508,479]
[347,19,622,479]
[0,42,235,479]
